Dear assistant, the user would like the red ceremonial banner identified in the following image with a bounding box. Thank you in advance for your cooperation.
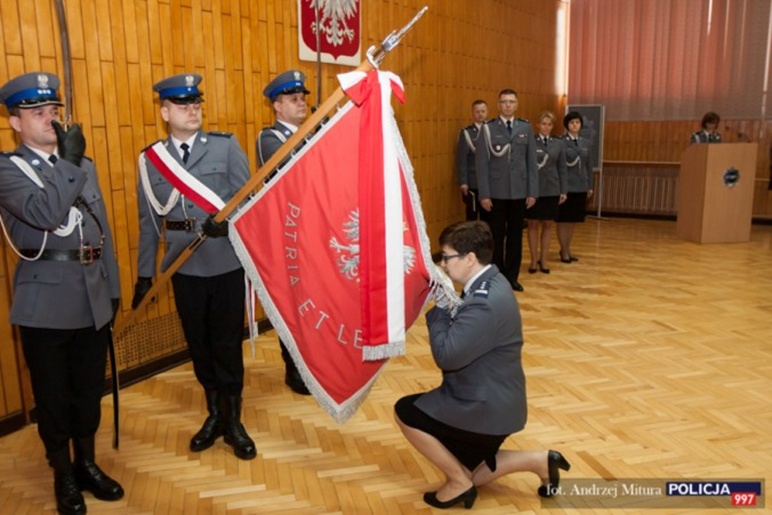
[230,70,438,422]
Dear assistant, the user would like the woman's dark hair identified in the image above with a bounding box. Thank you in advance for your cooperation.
[439,221,494,265]
[563,111,583,130]
[701,111,721,129]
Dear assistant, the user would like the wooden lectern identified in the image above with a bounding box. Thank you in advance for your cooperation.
[676,142,757,243]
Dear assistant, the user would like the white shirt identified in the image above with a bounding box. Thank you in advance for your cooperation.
[27,145,58,164]
[277,120,299,134]
[171,133,197,159]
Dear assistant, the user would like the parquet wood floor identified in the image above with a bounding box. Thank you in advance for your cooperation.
[1,218,770,514]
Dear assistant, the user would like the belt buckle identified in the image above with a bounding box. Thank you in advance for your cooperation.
[184,218,197,232]
[79,245,94,265]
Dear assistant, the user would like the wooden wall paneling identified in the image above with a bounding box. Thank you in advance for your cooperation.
[35,0,58,59]
[18,0,41,68]
[0,0,22,57]
[80,1,105,128]
[0,263,21,417]
[121,0,139,64]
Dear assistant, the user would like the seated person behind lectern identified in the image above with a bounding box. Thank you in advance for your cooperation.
[690,111,722,144]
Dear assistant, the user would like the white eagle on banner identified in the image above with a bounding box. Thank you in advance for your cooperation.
[310,0,358,47]
[329,209,418,282]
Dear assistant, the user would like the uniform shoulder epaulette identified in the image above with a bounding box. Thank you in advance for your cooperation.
[0,151,22,158]
[517,117,529,124]
[140,139,163,154]
[81,156,93,163]
[208,131,233,138]
[471,280,490,298]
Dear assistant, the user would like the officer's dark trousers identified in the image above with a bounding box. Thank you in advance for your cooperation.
[172,269,245,395]
[487,198,526,284]
[20,324,109,455]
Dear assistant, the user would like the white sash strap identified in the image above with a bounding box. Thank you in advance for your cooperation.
[138,151,181,216]
[566,156,581,167]
[0,156,85,262]
[462,128,476,153]
[143,141,225,214]
[483,124,511,159]
[9,156,82,237]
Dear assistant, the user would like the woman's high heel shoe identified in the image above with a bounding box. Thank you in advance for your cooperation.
[538,261,550,274]
[424,486,477,509]
[538,450,571,498]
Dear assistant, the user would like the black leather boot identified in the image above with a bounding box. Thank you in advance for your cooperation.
[73,436,124,501]
[281,341,310,395]
[222,395,257,460]
[48,448,86,515]
[190,389,224,452]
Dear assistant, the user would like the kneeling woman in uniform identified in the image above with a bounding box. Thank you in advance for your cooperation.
[394,221,570,510]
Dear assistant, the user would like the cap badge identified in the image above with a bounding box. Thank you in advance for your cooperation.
[293,71,301,81]
[185,75,195,87]
[37,74,50,89]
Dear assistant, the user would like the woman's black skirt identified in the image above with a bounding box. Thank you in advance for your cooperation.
[526,195,559,221]
[395,393,508,472]
[556,191,588,222]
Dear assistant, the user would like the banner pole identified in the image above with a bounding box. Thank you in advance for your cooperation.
[115,6,429,337]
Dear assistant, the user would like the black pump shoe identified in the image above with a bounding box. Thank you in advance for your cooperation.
[424,486,477,509]
[538,450,571,498]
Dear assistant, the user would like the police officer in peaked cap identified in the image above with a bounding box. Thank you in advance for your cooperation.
[256,69,313,395]
[0,71,123,514]
[132,72,257,460]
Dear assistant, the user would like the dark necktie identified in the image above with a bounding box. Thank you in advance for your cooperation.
[574,138,578,146]
[180,142,190,164]
[506,120,512,135]
[48,154,58,164]
[543,137,549,145]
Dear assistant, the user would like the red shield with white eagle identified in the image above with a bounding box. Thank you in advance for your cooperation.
[229,75,432,422]
[298,0,361,65]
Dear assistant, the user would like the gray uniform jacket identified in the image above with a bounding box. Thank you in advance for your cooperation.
[563,135,593,193]
[535,135,568,197]
[415,265,527,435]
[455,124,481,189]
[0,145,120,330]
[136,131,251,278]
[690,130,721,144]
[257,121,294,168]
[475,118,539,200]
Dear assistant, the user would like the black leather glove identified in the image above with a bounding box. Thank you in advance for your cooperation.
[202,214,228,238]
[110,298,120,324]
[51,120,86,166]
[131,277,153,309]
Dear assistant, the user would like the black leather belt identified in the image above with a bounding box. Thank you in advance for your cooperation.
[20,246,103,264]
[165,219,197,232]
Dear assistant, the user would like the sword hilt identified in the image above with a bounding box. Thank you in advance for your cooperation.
[367,6,428,68]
